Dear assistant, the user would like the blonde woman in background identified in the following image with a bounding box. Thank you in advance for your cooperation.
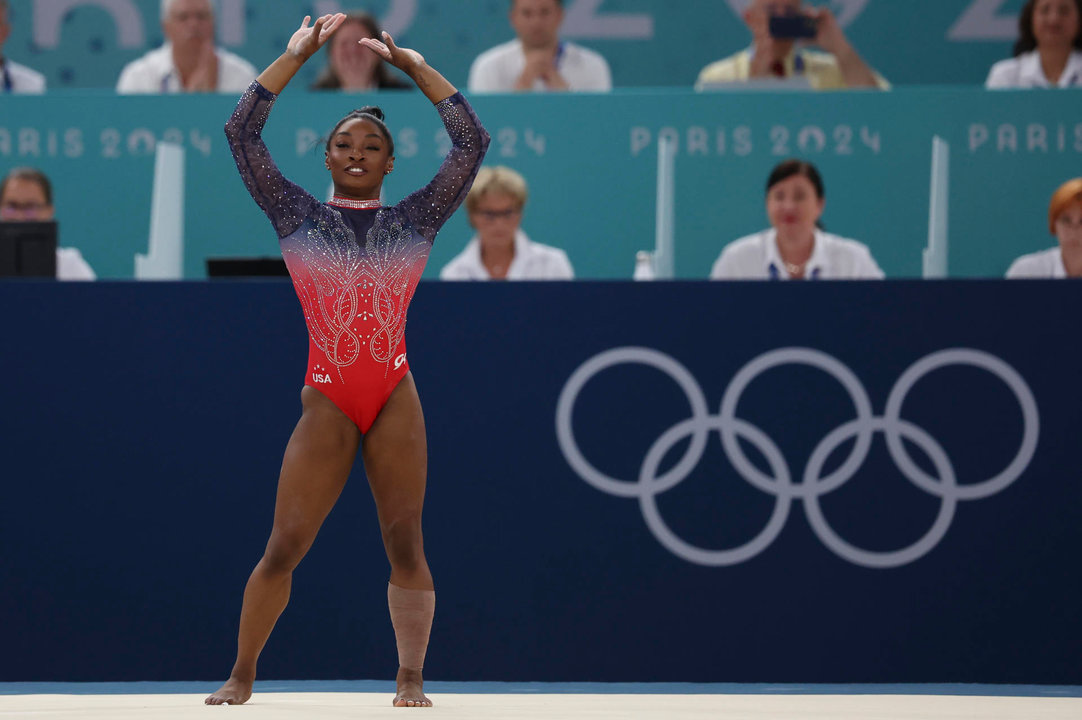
[440,165,574,280]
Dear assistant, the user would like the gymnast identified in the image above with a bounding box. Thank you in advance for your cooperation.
[206,13,489,708]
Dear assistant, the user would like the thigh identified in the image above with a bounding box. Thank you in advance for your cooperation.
[271,386,363,543]
[362,372,428,519]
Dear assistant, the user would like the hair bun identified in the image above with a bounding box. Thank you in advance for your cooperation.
[356,106,385,122]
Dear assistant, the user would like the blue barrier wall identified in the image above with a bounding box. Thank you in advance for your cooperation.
[0,280,1079,683]
[3,0,1036,89]
[2,89,1080,280]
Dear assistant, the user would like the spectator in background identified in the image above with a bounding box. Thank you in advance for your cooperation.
[116,0,256,93]
[0,0,46,93]
[986,0,1082,88]
[1006,178,1082,277]
[710,159,883,280]
[0,168,96,280]
[468,0,611,92]
[441,166,574,280]
[310,11,410,91]
[695,0,888,90]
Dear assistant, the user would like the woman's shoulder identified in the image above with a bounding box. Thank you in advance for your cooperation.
[818,230,870,250]
[818,231,879,264]
[986,54,1026,88]
[722,229,771,254]
[1006,246,1061,277]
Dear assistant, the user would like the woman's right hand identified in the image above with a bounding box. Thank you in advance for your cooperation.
[359,32,427,76]
[286,14,346,61]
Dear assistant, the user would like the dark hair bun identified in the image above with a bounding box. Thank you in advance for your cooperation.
[356,106,385,122]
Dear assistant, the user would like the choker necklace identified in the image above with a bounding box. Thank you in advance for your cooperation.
[329,196,381,210]
[783,261,806,275]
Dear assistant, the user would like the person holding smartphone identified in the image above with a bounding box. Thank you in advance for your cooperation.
[695,0,888,90]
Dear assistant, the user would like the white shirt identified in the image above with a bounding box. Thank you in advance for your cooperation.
[1,58,46,93]
[985,50,1082,89]
[1005,247,1068,278]
[468,39,612,92]
[116,43,257,93]
[710,229,884,280]
[56,247,96,281]
[440,230,575,280]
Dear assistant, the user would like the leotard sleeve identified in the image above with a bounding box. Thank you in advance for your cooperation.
[398,93,490,243]
[224,81,319,239]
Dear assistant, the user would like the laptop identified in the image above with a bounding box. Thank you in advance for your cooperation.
[0,221,58,278]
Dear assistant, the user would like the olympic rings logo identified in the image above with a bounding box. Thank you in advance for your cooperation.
[555,347,1040,569]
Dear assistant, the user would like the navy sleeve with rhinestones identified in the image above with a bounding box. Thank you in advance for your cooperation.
[225,82,319,239]
[397,93,490,244]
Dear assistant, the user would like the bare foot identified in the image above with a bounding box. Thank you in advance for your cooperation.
[393,667,432,707]
[205,676,254,706]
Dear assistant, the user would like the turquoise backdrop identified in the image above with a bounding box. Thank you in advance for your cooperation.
[1,87,1078,279]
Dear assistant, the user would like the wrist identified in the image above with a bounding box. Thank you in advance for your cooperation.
[402,60,428,80]
[283,49,309,65]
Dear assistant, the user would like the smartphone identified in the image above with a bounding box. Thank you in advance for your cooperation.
[768,14,818,39]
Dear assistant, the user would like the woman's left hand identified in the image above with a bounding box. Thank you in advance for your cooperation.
[360,32,426,74]
[286,14,347,61]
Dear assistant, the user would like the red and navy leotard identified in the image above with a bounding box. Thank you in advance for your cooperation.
[225,81,489,432]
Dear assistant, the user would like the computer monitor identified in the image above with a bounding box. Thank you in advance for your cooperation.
[205,257,289,278]
[0,221,58,278]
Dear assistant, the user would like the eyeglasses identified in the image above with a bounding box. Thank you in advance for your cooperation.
[473,208,521,221]
[0,202,52,220]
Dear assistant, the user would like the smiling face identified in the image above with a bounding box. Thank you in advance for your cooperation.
[325,117,394,200]
[1032,0,1081,49]
[766,173,824,242]
[510,0,564,50]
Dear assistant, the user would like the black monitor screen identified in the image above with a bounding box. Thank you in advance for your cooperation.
[206,257,289,278]
[0,221,58,278]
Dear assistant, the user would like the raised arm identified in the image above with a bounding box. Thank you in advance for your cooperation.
[361,32,490,242]
[360,31,457,105]
[258,14,346,93]
[811,8,883,89]
[223,15,345,238]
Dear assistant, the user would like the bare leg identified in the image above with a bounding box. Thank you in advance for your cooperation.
[206,387,361,705]
[362,372,434,707]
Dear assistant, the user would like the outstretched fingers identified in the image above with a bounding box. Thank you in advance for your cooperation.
[359,36,392,61]
[318,13,347,43]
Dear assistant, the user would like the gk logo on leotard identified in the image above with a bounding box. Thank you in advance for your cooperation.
[394,353,407,370]
[555,347,1039,569]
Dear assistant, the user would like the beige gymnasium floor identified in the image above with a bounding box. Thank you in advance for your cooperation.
[1,685,1080,720]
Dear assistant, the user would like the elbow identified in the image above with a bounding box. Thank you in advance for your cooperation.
[477,127,492,157]
[223,115,250,150]
[224,117,240,145]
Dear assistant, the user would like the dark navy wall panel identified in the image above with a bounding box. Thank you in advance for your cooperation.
[0,280,1079,684]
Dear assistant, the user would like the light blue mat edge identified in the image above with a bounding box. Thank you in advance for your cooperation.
[1,681,1080,697]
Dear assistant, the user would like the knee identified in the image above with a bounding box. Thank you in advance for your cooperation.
[261,530,312,574]
[381,514,424,572]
